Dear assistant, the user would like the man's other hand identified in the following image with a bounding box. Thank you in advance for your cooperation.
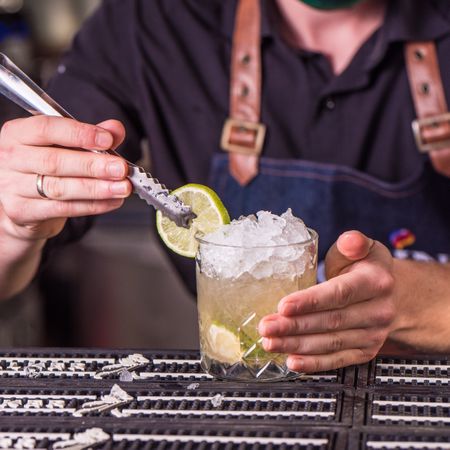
[258,231,396,373]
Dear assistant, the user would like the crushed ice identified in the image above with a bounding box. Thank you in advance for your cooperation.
[187,382,200,390]
[104,384,133,403]
[119,369,133,382]
[73,384,133,417]
[210,393,224,407]
[12,437,35,449]
[24,362,45,378]
[110,407,131,418]
[53,428,110,448]
[199,209,311,279]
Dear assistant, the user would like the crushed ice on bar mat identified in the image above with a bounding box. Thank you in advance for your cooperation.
[53,428,110,449]
[104,384,133,402]
[25,362,45,378]
[187,382,200,390]
[199,209,311,279]
[119,369,133,382]
[73,384,133,417]
[210,393,224,407]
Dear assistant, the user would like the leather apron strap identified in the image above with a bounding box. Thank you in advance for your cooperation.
[405,41,450,152]
[220,0,266,186]
[222,17,448,182]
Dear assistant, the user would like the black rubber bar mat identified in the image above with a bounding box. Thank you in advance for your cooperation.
[0,349,450,449]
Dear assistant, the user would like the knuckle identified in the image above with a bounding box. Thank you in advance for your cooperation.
[358,347,378,363]
[299,318,311,332]
[377,272,395,294]
[328,333,344,352]
[293,318,308,335]
[369,330,387,349]
[327,310,343,330]
[5,202,23,224]
[0,120,14,141]
[45,177,65,199]
[85,200,99,215]
[97,198,123,213]
[0,140,14,160]
[277,338,290,353]
[54,199,69,216]
[307,295,320,312]
[80,178,97,198]
[35,116,52,141]
[375,302,396,327]
[83,157,100,178]
[0,122,17,155]
[333,355,347,369]
[334,280,353,307]
[93,180,111,199]
[73,124,96,148]
[291,338,306,354]
[64,199,100,217]
[42,151,60,176]
[312,357,323,373]
[277,317,293,334]
[263,338,275,352]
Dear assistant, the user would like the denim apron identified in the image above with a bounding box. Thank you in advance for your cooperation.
[212,3,450,281]
[209,154,450,281]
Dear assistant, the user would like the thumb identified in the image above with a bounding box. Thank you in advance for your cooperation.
[325,230,374,279]
[96,119,126,151]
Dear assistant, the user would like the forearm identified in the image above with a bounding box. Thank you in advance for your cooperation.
[386,258,450,353]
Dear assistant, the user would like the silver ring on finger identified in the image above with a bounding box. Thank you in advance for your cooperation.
[36,174,49,199]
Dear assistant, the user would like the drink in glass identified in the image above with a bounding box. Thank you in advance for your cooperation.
[195,210,318,381]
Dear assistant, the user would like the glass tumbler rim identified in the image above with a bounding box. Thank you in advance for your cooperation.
[195,227,318,250]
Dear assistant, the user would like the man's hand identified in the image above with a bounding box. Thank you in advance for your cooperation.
[258,231,396,372]
[0,116,132,300]
[0,116,131,242]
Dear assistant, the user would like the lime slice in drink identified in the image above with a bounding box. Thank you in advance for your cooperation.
[156,183,230,258]
[207,323,242,364]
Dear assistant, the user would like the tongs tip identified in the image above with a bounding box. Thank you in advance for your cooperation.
[180,211,197,229]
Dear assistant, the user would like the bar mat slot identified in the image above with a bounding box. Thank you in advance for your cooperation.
[0,427,337,450]
[0,386,343,424]
[126,389,340,422]
[0,350,340,383]
[371,357,450,386]
[363,432,450,449]
[368,393,450,427]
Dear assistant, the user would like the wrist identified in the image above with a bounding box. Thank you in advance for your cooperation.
[386,258,450,353]
[0,216,47,261]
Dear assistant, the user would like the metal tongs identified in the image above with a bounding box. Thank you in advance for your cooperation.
[0,53,196,228]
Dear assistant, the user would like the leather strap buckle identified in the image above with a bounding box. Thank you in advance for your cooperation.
[412,113,450,152]
[220,118,266,156]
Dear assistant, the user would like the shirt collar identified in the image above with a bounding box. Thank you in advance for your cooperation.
[222,0,450,64]
[366,0,450,70]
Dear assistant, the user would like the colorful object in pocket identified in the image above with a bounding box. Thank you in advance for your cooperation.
[389,228,416,250]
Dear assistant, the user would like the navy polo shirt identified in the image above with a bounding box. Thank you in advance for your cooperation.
[45,0,450,289]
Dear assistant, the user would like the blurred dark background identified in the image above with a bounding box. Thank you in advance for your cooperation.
[0,0,199,349]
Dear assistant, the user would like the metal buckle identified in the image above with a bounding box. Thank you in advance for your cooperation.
[220,118,266,155]
[412,113,450,153]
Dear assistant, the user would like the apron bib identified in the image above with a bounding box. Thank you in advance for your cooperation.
[209,154,450,281]
[215,0,450,283]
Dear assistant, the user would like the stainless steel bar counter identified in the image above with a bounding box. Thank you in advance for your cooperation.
[0,348,449,449]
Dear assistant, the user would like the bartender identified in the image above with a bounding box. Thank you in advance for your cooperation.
[0,0,449,372]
